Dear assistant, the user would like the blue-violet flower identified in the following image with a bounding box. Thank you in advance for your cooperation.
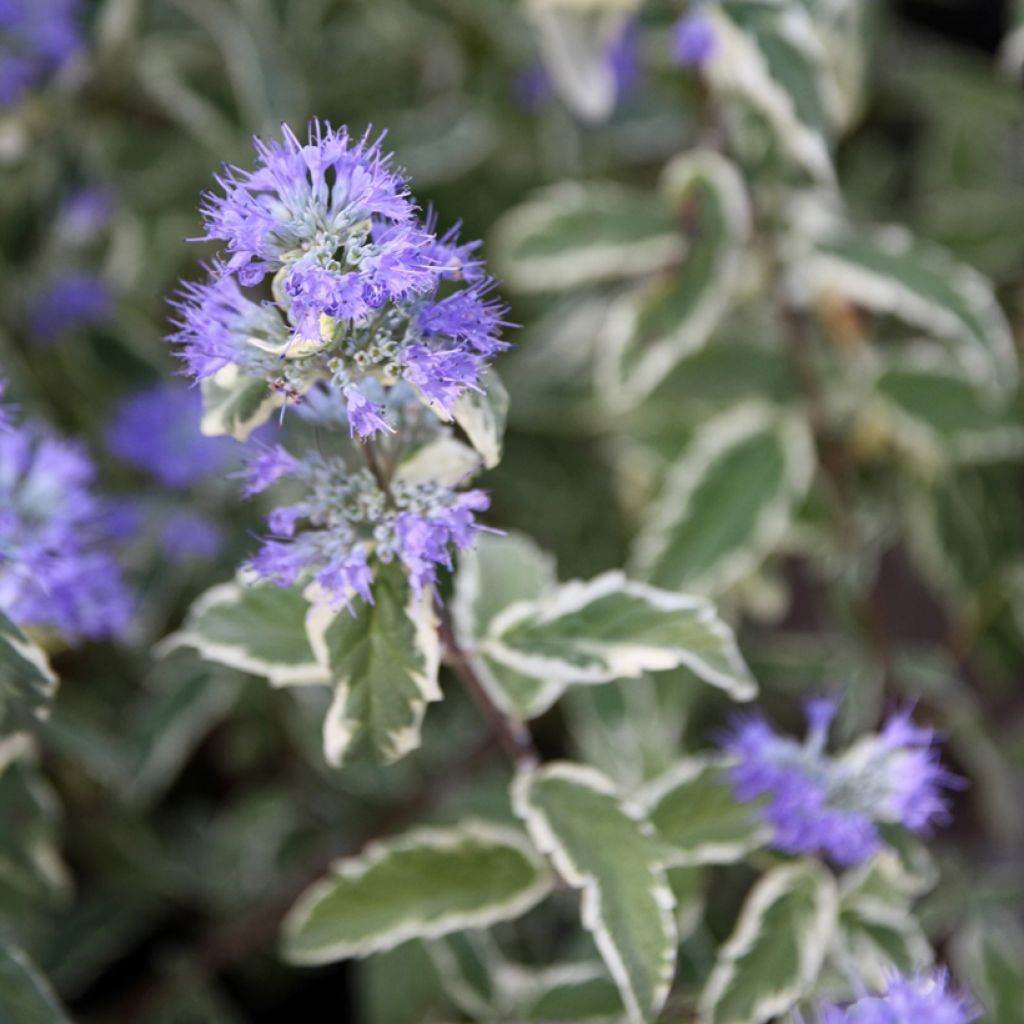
[722,699,957,866]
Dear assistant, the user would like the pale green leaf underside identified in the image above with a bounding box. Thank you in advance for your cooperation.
[513,762,677,1024]
[158,578,327,688]
[200,363,283,440]
[281,823,552,965]
[699,861,838,1024]
[453,369,509,469]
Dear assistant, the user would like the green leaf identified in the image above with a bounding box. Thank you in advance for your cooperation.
[639,758,769,867]
[479,572,756,720]
[453,369,509,469]
[0,943,70,1024]
[0,741,68,922]
[121,658,245,807]
[520,962,625,1023]
[698,861,838,1024]
[453,532,557,648]
[874,353,1024,465]
[200,363,283,440]
[796,224,1017,397]
[158,578,328,687]
[0,611,57,725]
[361,940,446,1024]
[708,3,839,180]
[632,403,815,595]
[833,853,933,989]
[525,4,631,123]
[281,822,552,965]
[426,931,506,1020]
[512,762,677,1024]
[601,151,751,407]
[493,183,682,294]
[395,436,482,487]
[307,563,441,767]
[952,912,1024,1024]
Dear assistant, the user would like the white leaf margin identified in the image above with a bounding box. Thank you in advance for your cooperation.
[493,183,684,294]
[631,401,816,596]
[600,150,752,409]
[156,581,329,688]
[314,582,441,768]
[482,570,757,701]
[636,756,772,867]
[706,5,837,183]
[698,861,839,1024]
[282,820,554,965]
[792,224,1017,397]
[512,761,677,1024]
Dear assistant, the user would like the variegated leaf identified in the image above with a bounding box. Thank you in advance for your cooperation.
[493,184,682,294]
[699,861,838,1024]
[793,223,1017,397]
[281,823,552,964]
[158,578,328,688]
[601,151,751,408]
[513,762,676,1024]
[307,563,441,767]
[480,572,756,719]
[200,363,283,440]
[632,403,815,595]
[639,757,769,867]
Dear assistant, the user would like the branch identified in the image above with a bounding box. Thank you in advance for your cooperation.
[437,600,540,770]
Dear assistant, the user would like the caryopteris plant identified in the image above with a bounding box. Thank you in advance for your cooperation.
[156,97,971,1020]
[2,0,1023,1021]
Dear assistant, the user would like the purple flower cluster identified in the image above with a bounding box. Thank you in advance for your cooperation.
[722,699,957,866]
[671,13,716,69]
[106,384,238,490]
[242,444,489,611]
[29,271,112,344]
[818,970,978,1024]
[171,121,510,438]
[0,403,131,639]
[0,0,83,107]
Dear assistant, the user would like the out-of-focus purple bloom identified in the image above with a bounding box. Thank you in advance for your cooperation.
[106,384,237,490]
[818,970,978,1024]
[29,271,112,344]
[607,21,641,100]
[671,13,716,69]
[57,185,116,245]
[0,415,131,639]
[721,699,957,866]
[0,0,84,107]
[170,120,510,436]
[160,510,224,561]
[0,377,14,433]
[515,20,640,115]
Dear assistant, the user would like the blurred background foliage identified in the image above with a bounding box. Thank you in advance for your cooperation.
[3,0,1024,1020]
